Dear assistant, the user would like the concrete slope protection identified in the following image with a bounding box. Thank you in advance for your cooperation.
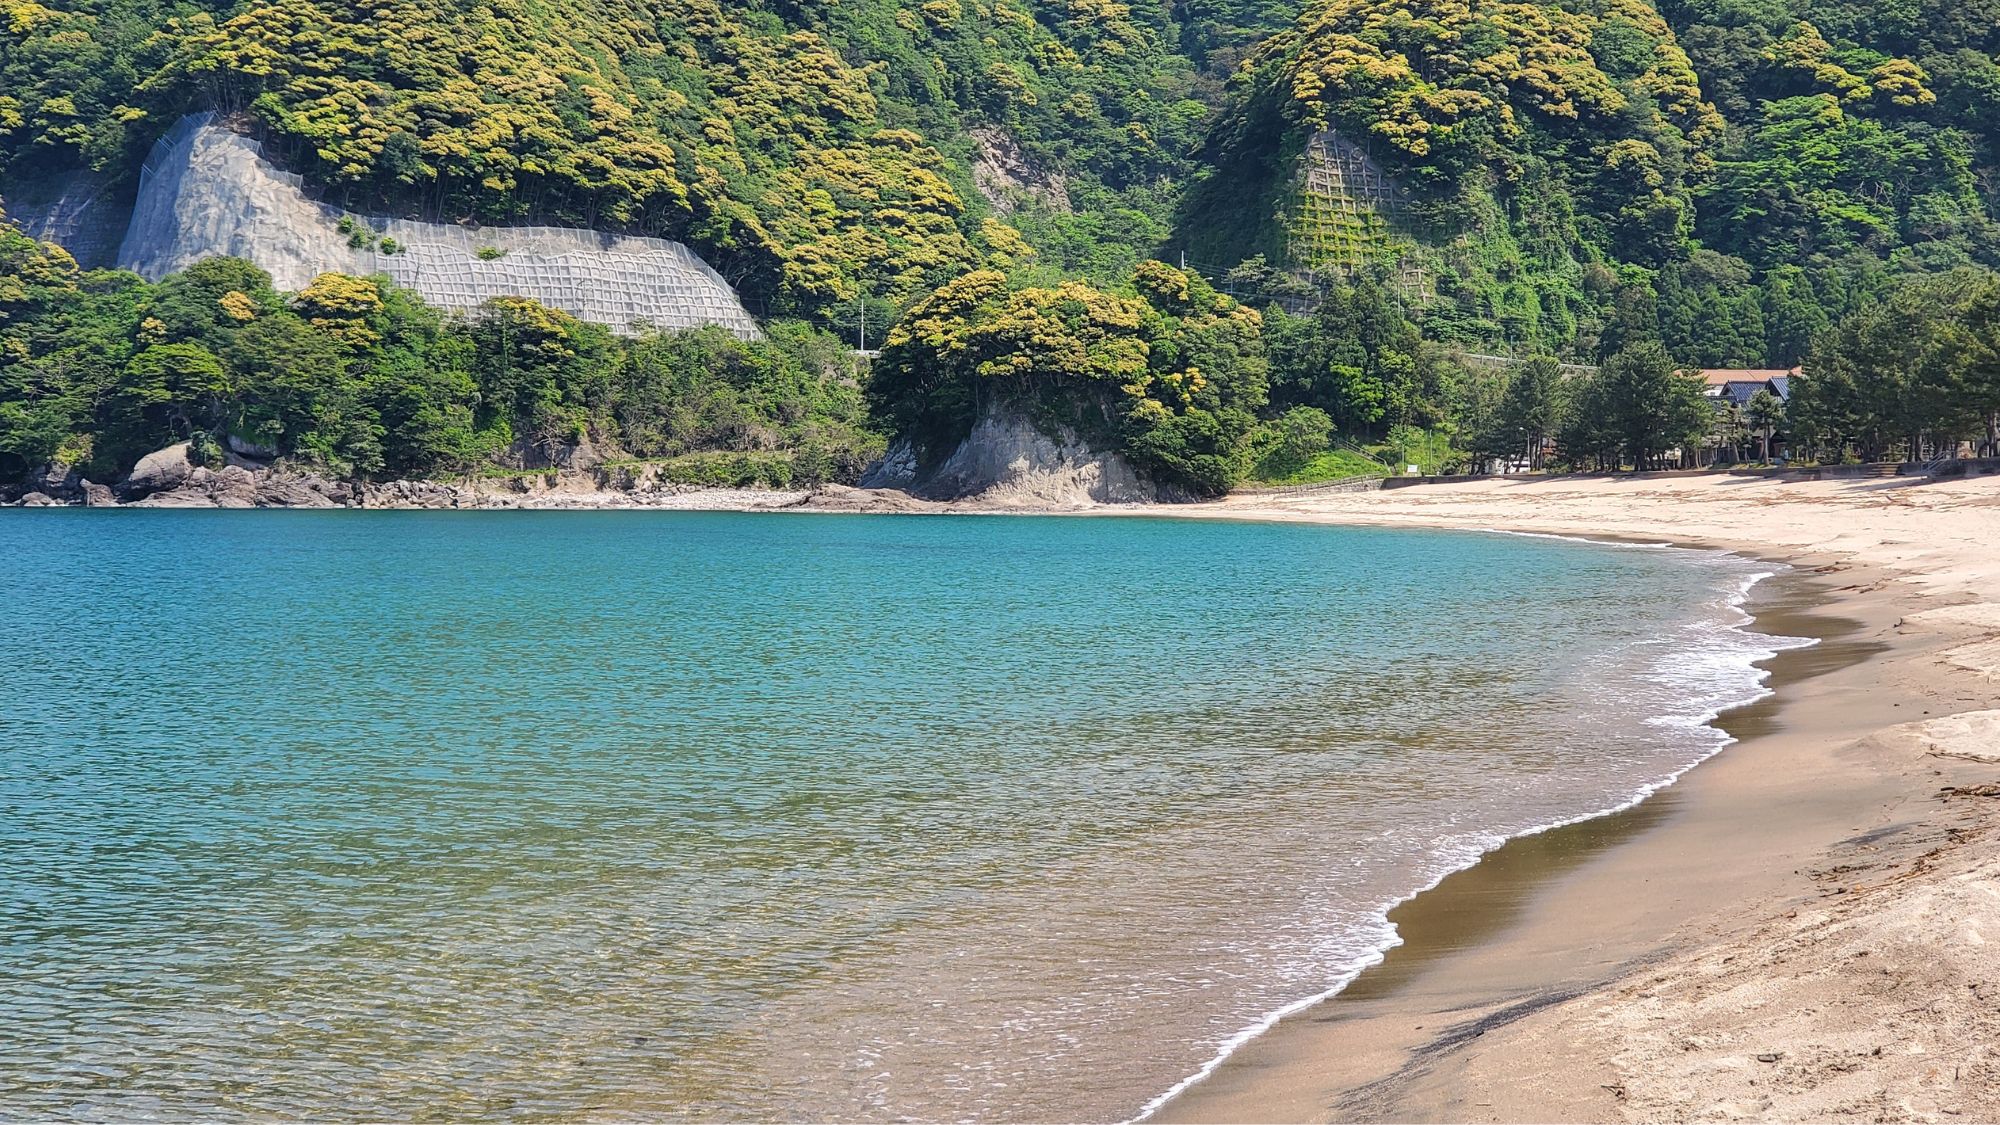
[113,114,761,338]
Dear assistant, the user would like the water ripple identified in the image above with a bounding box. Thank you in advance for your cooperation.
[0,511,1780,1120]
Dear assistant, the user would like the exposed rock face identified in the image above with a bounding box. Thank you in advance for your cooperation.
[492,434,606,471]
[860,406,1173,505]
[968,127,1069,215]
[225,433,278,460]
[859,440,921,490]
[23,462,85,503]
[125,466,353,508]
[123,443,195,497]
[118,114,761,339]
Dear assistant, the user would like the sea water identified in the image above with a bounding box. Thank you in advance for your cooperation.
[0,510,1801,1120]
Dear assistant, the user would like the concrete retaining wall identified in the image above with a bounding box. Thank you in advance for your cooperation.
[116,114,761,339]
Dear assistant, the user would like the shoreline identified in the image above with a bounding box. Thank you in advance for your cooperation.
[11,473,1997,1120]
[1129,541,1811,1124]
[1133,475,2000,1123]
[1146,562,1876,1123]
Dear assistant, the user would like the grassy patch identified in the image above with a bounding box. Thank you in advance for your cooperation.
[1248,447,1385,485]
[602,451,799,488]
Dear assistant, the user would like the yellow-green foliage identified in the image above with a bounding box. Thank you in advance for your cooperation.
[869,260,1268,494]
[1255,0,1721,167]
[2,0,1230,313]
[293,273,384,348]
[1761,23,1936,108]
[0,210,79,336]
[135,0,978,308]
[1180,0,1739,356]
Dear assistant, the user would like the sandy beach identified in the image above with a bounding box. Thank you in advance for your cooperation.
[1121,474,2000,1123]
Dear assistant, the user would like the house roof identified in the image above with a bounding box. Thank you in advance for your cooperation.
[1698,367,1798,387]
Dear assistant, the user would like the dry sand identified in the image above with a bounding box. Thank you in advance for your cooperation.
[1120,474,2000,1124]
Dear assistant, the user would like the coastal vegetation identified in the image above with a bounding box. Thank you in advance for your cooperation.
[867,262,1268,495]
[0,214,879,485]
[1788,270,2000,461]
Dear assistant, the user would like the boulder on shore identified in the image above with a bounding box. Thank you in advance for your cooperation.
[123,442,195,497]
[124,463,357,508]
[253,474,341,507]
[24,462,86,503]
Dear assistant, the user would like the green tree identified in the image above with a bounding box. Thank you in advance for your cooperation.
[1481,356,1563,469]
[870,262,1267,495]
[1591,342,1712,469]
[1744,388,1785,461]
[1258,404,1333,475]
[1265,282,1433,433]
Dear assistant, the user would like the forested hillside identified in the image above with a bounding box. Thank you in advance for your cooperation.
[3,0,2000,493]
[0,0,1283,316]
[1182,0,2000,363]
[6,0,1994,326]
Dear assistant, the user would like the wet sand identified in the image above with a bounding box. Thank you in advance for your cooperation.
[1137,475,2000,1123]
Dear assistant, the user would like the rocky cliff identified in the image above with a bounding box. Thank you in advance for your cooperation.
[860,407,1175,505]
[116,115,761,338]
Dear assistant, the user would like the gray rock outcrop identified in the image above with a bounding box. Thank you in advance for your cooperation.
[118,114,761,339]
[860,405,1173,505]
[225,433,278,460]
[22,462,85,503]
[969,127,1070,215]
[123,442,195,497]
[125,465,354,508]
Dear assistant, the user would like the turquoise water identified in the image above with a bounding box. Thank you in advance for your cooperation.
[0,511,1793,1120]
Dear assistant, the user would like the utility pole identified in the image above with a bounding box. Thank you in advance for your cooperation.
[856,290,865,353]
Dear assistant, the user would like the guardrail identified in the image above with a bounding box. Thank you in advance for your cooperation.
[1332,436,1396,473]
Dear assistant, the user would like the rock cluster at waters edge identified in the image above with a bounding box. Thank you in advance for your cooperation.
[2,441,837,510]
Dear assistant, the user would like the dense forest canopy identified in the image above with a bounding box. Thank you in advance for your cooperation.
[1168,0,1998,363]
[4,0,1996,325]
[0,0,1262,315]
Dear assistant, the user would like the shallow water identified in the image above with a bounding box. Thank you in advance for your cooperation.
[0,511,1799,1120]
